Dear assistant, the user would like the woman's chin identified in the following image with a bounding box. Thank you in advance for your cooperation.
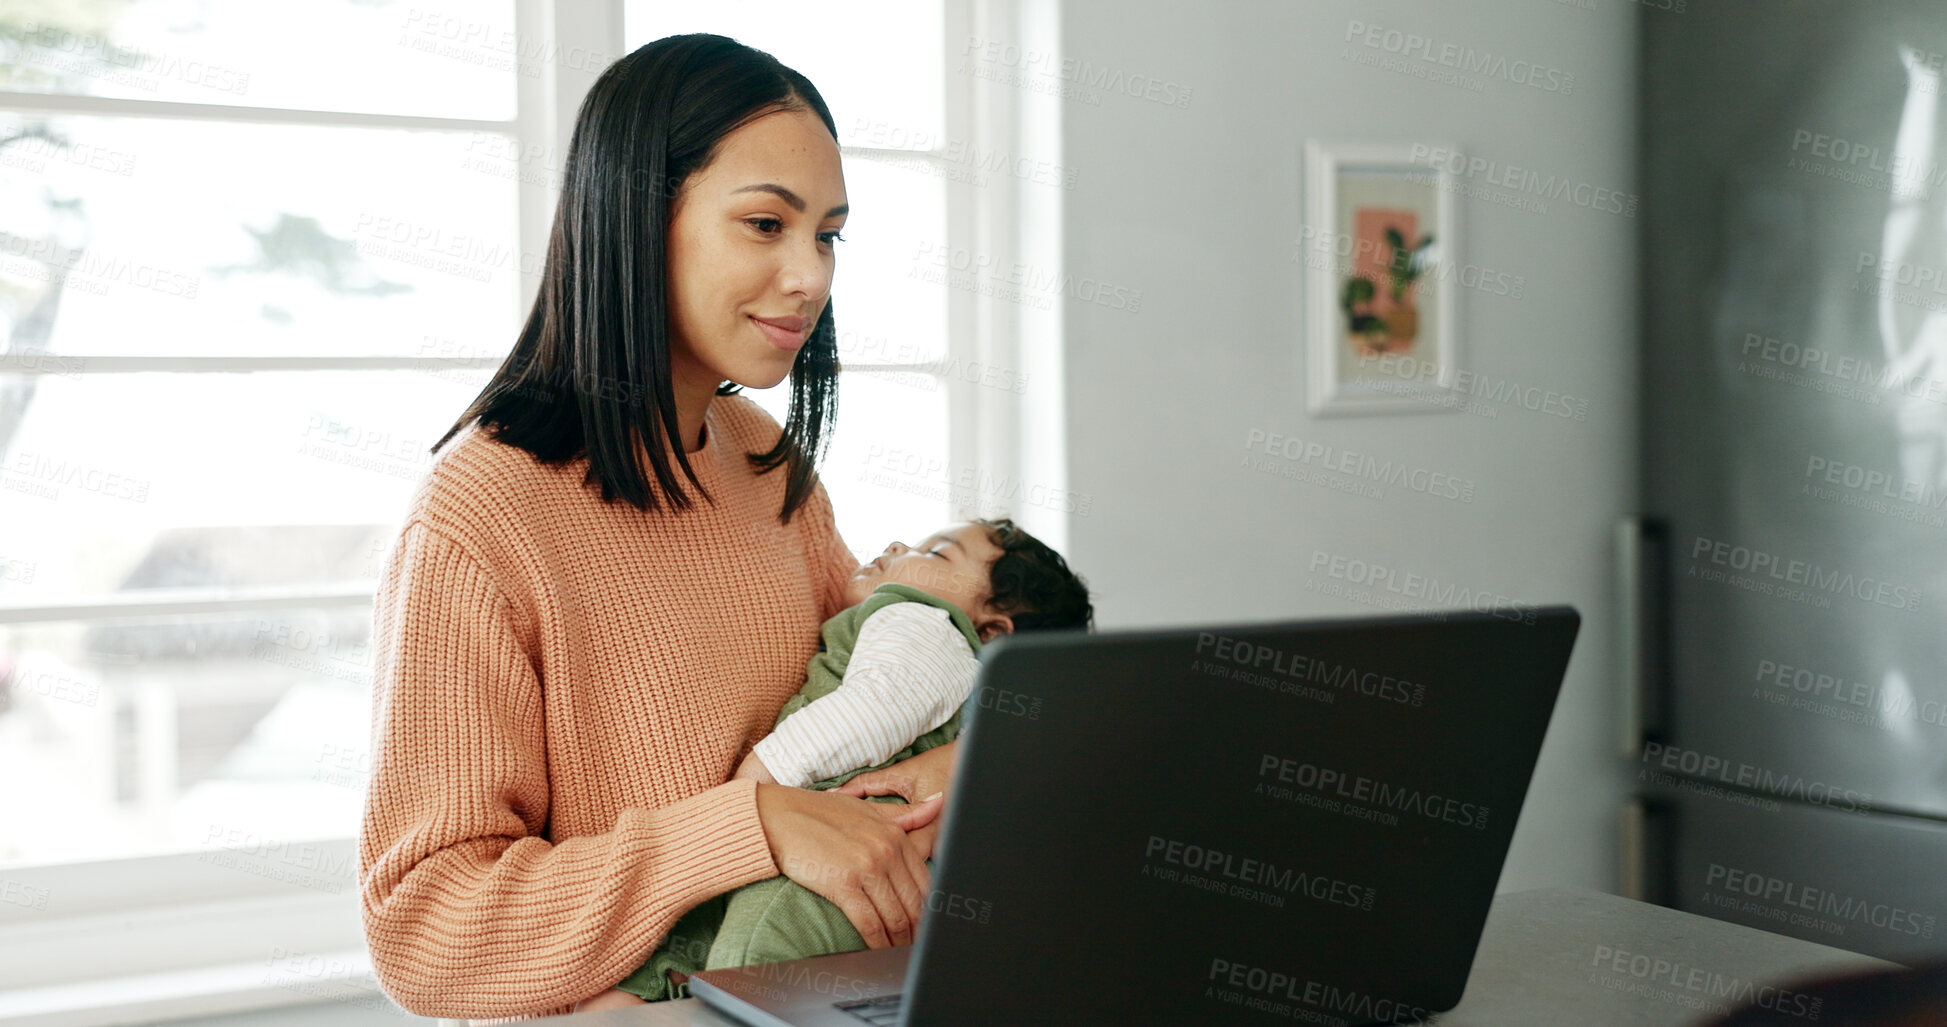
[724,359,796,391]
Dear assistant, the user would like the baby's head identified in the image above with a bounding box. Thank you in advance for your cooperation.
[843,518,1093,643]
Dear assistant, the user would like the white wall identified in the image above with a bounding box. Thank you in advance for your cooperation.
[1055,0,1638,893]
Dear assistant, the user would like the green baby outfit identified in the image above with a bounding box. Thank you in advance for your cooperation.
[615,583,984,1000]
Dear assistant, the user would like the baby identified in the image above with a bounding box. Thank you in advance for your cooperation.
[578,516,1092,1011]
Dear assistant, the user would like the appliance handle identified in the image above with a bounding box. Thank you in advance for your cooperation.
[1617,516,1670,754]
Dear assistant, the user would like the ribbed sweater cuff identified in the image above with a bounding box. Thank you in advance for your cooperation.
[630,776,779,911]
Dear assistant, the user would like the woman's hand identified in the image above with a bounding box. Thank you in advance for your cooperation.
[752,783,939,949]
[831,741,959,857]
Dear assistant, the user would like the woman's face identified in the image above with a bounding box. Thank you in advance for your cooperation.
[665,107,848,393]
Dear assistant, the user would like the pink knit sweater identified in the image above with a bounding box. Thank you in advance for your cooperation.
[358,393,857,1020]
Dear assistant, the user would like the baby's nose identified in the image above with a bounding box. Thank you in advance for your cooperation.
[885,541,909,556]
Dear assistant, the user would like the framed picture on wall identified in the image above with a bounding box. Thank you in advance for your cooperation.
[1302,140,1460,416]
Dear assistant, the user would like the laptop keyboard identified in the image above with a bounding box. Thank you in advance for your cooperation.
[835,993,905,1025]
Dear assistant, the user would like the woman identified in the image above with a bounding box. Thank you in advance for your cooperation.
[357,34,957,1021]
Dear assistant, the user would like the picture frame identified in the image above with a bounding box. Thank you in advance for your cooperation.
[1302,140,1460,416]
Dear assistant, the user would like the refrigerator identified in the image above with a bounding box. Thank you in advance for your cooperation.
[1632,0,1947,963]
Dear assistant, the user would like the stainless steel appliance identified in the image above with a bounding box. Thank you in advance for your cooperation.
[1633,0,1947,963]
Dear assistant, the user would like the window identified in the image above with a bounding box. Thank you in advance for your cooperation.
[0,0,1054,1017]
[0,0,543,1013]
[0,3,529,874]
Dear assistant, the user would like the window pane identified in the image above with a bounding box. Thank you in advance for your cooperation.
[0,114,521,357]
[0,608,372,865]
[0,0,517,120]
[833,156,948,364]
[624,0,944,150]
[746,371,949,561]
[0,370,488,600]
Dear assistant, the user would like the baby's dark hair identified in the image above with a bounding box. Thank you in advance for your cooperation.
[971,517,1094,632]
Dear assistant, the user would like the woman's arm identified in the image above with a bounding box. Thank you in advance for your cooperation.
[360,522,938,1017]
[359,522,783,1018]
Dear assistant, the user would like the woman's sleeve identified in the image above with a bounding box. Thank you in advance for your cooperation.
[357,521,780,1019]
[805,473,859,620]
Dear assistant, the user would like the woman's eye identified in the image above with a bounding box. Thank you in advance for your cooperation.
[747,217,783,234]
[819,230,846,246]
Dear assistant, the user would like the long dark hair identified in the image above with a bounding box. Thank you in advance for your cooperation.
[435,33,842,524]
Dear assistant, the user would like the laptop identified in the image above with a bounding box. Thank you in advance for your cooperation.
[690,607,1581,1026]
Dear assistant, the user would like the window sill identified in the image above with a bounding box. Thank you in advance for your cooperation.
[0,948,384,1027]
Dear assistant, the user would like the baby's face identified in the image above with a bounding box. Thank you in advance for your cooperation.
[843,522,1002,618]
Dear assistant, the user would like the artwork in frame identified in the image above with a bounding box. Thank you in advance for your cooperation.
[1303,141,1460,415]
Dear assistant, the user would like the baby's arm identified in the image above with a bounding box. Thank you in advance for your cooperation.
[751,603,979,788]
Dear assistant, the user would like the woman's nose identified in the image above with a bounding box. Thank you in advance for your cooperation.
[778,237,833,298]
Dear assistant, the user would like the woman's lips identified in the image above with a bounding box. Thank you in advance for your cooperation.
[750,315,810,351]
